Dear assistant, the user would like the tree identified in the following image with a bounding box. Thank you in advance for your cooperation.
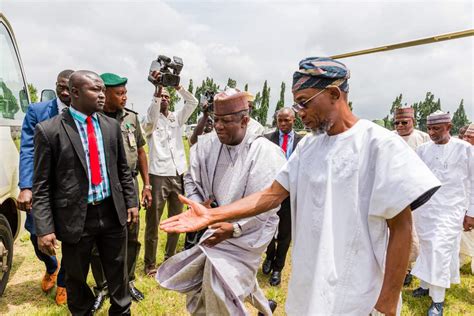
[166,86,181,112]
[187,79,194,94]
[226,78,237,89]
[414,92,441,132]
[272,82,286,126]
[256,80,270,125]
[451,99,471,135]
[251,91,262,121]
[28,83,39,103]
[348,101,353,112]
[244,83,248,91]
[390,93,403,116]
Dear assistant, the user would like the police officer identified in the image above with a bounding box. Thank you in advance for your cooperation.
[90,73,152,311]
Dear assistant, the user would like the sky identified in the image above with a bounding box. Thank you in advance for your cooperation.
[2,0,473,123]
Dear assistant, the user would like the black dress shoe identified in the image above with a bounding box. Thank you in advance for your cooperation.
[129,282,145,301]
[427,301,444,316]
[403,272,413,287]
[262,259,273,275]
[258,299,277,315]
[412,287,429,297]
[269,271,281,286]
[91,287,108,313]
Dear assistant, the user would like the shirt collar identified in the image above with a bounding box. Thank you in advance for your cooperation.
[69,106,98,123]
[57,98,68,112]
[279,129,294,137]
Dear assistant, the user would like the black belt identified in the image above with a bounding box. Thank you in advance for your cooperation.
[89,196,111,206]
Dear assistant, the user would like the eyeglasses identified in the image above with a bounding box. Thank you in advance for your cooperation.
[394,121,409,126]
[292,89,326,112]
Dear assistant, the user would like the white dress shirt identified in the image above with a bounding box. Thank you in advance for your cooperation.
[57,98,68,113]
[144,88,198,176]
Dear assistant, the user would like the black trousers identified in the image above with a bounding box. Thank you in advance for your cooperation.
[61,198,131,316]
[265,197,292,272]
[91,218,140,291]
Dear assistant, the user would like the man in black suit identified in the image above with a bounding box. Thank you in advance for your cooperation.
[32,70,138,315]
[262,108,303,286]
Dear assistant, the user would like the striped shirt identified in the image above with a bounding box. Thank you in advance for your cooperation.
[69,106,111,203]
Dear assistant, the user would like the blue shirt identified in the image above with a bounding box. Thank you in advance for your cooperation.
[279,130,294,159]
[69,107,111,203]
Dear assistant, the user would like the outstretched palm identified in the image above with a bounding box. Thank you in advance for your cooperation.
[160,195,213,233]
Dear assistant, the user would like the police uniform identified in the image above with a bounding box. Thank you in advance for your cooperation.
[90,73,146,303]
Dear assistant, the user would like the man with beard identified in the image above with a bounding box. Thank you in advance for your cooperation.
[161,57,441,316]
[32,71,138,315]
[393,107,430,286]
[411,111,473,316]
[156,90,285,315]
[89,73,152,310]
[17,69,73,304]
[143,71,198,276]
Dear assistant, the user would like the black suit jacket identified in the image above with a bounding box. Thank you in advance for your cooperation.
[32,109,137,243]
[264,129,303,214]
[264,129,303,154]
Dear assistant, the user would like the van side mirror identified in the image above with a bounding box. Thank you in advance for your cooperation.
[40,89,56,102]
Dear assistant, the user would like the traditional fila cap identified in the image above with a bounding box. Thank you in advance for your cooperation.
[214,88,249,115]
[427,110,451,125]
[465,123,474,137]
[395,107,415,120]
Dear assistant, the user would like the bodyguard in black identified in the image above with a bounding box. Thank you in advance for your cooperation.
[262,108,302,286]
[32,71,138,315]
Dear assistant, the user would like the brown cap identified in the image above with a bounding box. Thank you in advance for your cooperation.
[395,107,414,119]
[214,90,249,115]
[465,123,474,137]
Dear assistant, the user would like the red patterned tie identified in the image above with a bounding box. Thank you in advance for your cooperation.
[282,133,289,154]
[86,116,102,185]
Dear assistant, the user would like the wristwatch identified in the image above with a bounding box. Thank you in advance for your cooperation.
[144,184,152,190]
[232,223,242,238]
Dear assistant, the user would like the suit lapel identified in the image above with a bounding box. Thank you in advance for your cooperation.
[62,110,88,174]
[272,130,280,146]
[97,114,112,173]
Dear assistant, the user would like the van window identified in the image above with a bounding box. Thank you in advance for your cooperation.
[0,22,28,122]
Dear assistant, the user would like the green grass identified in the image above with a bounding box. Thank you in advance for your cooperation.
[2,139,473,315]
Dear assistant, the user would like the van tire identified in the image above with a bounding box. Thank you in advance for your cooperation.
[0,214,13,296]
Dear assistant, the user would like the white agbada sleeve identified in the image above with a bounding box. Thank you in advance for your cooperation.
[466,145,474,217]
[368,136,441,219]
[184,144,205,204]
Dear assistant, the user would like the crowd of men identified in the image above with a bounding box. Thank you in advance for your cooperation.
[15,56,473,316]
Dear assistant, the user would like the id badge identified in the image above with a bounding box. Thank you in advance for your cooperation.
[128,132,137,148]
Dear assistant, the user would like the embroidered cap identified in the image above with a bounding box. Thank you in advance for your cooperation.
[427,110,451,125]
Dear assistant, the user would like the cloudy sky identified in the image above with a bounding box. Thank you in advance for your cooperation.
[2,0,473,123]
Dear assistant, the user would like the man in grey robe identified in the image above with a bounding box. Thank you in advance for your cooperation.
[156,90,286,315]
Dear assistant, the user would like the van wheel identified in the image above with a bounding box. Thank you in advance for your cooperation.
[0,214,13,296]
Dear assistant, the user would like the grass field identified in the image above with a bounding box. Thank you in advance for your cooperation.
[1,212,473,316]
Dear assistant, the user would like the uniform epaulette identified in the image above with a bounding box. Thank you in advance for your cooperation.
[124,107,138,115]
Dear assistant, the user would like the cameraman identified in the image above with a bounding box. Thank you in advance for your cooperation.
[142,70,198,276]
[189,100,214,146]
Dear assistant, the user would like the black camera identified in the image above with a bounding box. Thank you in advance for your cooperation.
[148,55,184,87]
[200,90,215,113]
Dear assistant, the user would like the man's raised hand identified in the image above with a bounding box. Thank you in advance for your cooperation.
[160,194,212,233]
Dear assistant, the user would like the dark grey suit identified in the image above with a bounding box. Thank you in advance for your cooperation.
[264,129,302,272]
[32,109,137,315]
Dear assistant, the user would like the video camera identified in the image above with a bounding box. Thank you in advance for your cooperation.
[200,90,215,113]
[148,55,184,87]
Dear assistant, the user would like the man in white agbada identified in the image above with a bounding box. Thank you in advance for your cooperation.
[411,111,474,315]
[156,90,286,315]
[393,107,431,286]
[459,123,474,273]
[161,57,441,316]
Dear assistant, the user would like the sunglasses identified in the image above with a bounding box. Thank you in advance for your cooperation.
[394,121,409,126]
[292,89,326,112]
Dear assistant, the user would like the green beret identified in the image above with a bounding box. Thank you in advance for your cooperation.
[100,73,128,87]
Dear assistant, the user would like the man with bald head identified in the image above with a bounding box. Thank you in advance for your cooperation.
[156,89,285,315]
[32,70,138,315]
[262,107,302,286]
[411,111,473,315]
[18,69,74,304]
